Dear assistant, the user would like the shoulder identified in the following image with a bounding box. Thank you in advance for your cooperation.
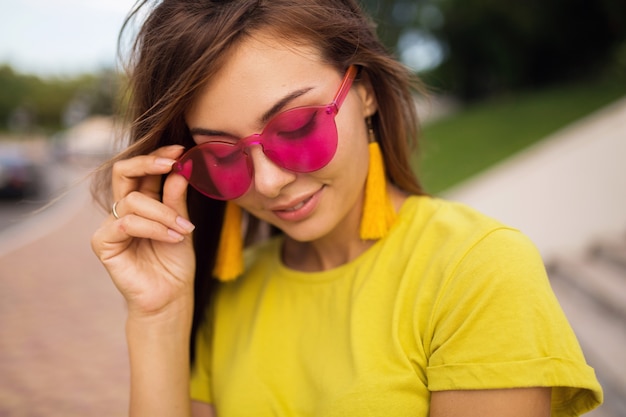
[389,196,550,323]
[400,195,512,237]
[400,196,508,235]
[394,195,538,265]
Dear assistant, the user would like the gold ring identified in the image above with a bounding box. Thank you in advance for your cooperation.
[112,201,121,219]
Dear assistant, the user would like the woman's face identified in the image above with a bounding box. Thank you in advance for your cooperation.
[185,33,377,244]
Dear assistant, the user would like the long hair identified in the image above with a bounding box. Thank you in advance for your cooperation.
[91,0,427,363]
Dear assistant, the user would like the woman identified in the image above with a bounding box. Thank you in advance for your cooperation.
[91,0,602,416]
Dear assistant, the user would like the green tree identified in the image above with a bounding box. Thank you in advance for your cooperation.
[360,0,626,100]
[0,65,121,133]
[433,0,626,98]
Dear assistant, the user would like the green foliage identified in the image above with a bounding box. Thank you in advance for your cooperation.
[414,74,626,194]
[433,0,626,99]
[0,65,121,134]
[361,0,626,100]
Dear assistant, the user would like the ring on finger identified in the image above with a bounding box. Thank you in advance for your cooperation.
[112,200,121,219]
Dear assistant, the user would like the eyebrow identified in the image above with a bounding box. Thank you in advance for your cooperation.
[189,86,315,138]
[260,87,314,125]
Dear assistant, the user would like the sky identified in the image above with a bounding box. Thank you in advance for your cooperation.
[0,0,137,77]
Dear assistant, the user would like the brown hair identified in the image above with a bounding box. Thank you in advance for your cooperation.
[91,0,427,362]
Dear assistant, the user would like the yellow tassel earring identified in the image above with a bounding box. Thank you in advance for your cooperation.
[213,201,244,281]
[360,117,397,240]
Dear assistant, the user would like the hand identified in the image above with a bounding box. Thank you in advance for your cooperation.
[91,145,196,317]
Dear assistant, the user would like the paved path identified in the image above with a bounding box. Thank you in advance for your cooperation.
[0,182,129,416]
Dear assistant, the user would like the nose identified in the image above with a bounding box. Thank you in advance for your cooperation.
[248,145,296,198]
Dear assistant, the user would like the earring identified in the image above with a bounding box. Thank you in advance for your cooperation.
[213,201,244,281]
[360,117,397,240]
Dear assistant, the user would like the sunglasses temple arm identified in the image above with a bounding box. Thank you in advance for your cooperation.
[332,65,358,111]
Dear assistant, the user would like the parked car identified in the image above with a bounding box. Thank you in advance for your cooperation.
[0,150,41,199]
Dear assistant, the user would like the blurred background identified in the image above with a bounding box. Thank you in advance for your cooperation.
[0,0,624,415]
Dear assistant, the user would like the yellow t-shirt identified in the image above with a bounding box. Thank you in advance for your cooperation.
[191,196,602,416]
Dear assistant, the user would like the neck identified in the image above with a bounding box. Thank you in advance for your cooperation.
[281,184,407,272]
[282,231,375,272]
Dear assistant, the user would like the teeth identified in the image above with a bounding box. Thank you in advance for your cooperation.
[284,201,305,212]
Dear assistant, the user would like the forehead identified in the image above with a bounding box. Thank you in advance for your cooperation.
[185,33,339,128]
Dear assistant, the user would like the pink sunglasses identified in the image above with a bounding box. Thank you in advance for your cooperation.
[173,65,358,200]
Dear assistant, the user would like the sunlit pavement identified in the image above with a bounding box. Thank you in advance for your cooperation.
[0,167,129,416]
[0,97,624,415]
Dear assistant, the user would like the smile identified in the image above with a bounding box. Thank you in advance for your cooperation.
[271,188,324,222]
[282,196,311,212]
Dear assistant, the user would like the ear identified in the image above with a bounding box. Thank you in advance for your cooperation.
[354,72,378,118]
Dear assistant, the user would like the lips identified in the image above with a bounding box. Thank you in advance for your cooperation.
[281,196,310,212]
[271,188,322,222]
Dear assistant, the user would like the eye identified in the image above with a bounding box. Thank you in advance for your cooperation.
[200,141,244,165]
[269,108,319,140]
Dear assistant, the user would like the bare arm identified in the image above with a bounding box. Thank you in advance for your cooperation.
[127,303,193,416]
[430,387,551,417]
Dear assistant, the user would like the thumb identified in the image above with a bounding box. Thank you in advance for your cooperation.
[162,171,190,219]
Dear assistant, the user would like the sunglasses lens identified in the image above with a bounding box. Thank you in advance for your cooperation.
[173,142,252,200]
[175,105,339,200]
[262,106,337,172]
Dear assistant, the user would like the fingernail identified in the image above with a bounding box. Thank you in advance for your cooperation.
[155,157,176,167]
[168,229,184,242]
[176,216,195,233]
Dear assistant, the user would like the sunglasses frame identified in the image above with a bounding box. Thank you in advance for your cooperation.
[173,65,358,200]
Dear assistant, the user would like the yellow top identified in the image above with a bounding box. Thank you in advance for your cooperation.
[191,195,602,416]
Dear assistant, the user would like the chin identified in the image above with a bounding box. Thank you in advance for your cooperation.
[280,227,326,243]
[276,220,333,243]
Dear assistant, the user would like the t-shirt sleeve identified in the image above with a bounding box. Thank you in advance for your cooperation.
[425,227,603,416]
[190,322,214,404]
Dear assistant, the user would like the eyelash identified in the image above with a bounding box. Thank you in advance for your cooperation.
[277,112,317,139]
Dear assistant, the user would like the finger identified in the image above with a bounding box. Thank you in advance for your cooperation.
[91,214,186,266]
[151,144,187,159]
[162,168,191,220]
[94,214,187,258]
[111,145,185,201]
[110,191,195,236]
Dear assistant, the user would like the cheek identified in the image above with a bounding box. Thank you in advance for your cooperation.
[328,90,371,175]
[326,117,370,183]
